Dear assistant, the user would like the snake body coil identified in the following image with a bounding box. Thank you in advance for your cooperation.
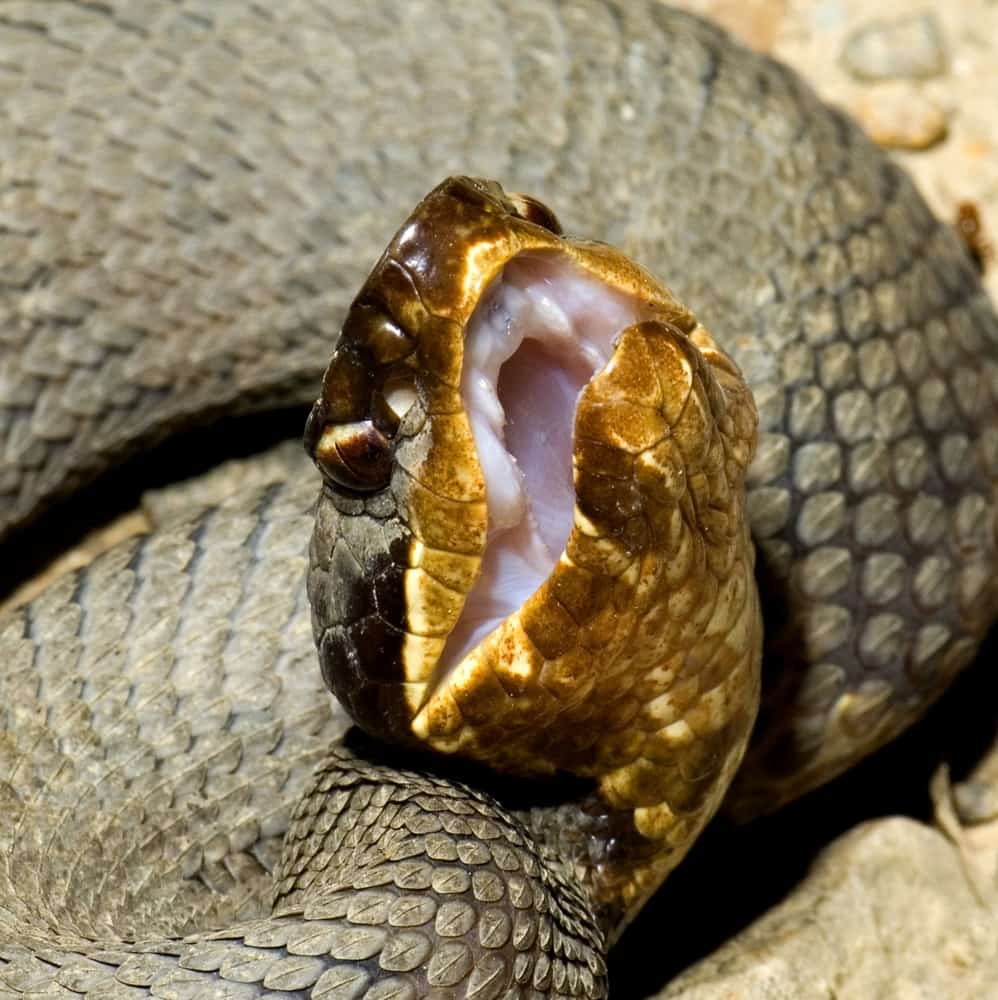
[2,2,998,997]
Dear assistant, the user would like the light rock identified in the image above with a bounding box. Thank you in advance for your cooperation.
[934,729,998,898]
[841,12,948,81]
[657,817,998,999]
[951,722,998,827]
[850,83,949,150]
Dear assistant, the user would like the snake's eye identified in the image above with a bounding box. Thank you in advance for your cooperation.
[508,192,563,235]
[306,409,393,492]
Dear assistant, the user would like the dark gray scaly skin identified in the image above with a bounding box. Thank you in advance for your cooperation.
[0,478,606,996]
[2,0,998,995]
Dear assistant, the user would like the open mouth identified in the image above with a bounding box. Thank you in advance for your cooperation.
[435,250,651,677]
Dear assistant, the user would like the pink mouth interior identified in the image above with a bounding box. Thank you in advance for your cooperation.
[435,251,646,676]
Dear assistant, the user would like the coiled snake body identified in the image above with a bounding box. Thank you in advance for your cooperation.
[1,2,997,997]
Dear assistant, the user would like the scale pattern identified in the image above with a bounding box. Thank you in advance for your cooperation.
[2,1,996,813]
[1,0,997,994]
[2,0,997,810]
[0,479,605,996]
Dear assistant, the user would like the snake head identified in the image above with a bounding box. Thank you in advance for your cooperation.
[304,274,422,493]
[308,177,762,920]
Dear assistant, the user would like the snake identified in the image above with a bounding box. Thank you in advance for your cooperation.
[1,2,997,998]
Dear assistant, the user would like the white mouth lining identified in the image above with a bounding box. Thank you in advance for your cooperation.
[434,250,646,677]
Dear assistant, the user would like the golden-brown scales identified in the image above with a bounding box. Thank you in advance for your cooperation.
[308,177,762,922]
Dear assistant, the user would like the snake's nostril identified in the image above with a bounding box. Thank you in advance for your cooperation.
[312,420,393,492]
[508,192,563,235]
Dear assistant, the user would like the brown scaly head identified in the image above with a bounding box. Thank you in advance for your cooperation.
[305,176,762,924]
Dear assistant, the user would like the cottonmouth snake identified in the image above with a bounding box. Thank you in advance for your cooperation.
[2,2,997,997]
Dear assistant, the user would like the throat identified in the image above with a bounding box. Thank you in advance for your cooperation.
[433,252,646,680]
[498,337,587,558]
